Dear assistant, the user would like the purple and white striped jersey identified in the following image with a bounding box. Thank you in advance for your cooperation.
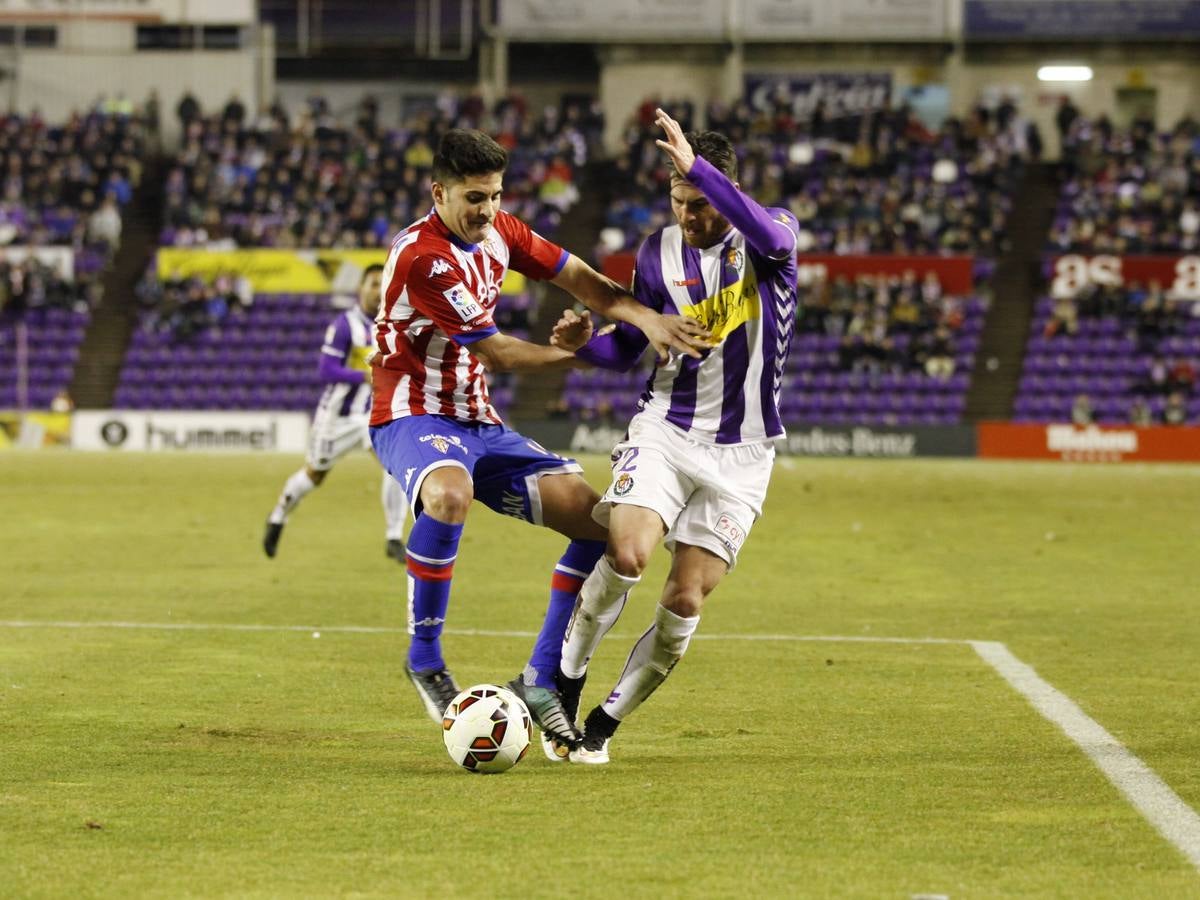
[578,158,799,445]
[316,305,375,419]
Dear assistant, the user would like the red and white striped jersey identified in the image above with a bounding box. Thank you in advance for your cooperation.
[370,208,567,426]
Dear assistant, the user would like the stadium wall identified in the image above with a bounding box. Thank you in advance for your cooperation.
[950,52,1200,158]
[593,42,1200,158]
[7,19,265,144]
[597,44,730,152]
[23,414,1196,464]
[275,77,598,129]
[596,44,943,152]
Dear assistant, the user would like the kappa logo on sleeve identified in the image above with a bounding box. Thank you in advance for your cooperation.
[430,258,452,277]
[442,282,484,323]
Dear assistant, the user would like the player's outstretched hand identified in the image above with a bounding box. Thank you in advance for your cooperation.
[550,308,594,352]
[654,107,696,178]
[646,313,713,361]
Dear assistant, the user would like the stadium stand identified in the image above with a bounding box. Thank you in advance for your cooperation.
[107,91,595,416]
[1012,112,1200,426]
[603,95,1026,260]
[0,109,147,250]
[564,272,984,426]
[0,106,150,412]
[578,92,1026,425]
[160,93,604,249]
[1014,287,1200,425]
[0,303,89,409]
[112,286,530,414]
[1050,114,1200,255]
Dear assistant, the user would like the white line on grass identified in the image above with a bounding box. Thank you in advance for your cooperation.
[4,619,1198,868]
[972,640,1200,872]
[0,620,966,644]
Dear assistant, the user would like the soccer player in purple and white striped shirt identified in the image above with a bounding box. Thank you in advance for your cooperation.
[549,109,799,764]
[263,265,409,561]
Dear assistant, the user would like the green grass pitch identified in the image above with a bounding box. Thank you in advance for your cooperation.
[2,451,1199,898]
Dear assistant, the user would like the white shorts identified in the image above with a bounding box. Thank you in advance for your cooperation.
[306,411,370,472]
[591,415,774,569]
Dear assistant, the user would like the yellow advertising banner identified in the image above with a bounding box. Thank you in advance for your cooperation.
[0,411,72,449]
[156,249,530,295]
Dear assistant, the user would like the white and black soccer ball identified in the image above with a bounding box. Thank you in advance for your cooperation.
[442,685,533,774]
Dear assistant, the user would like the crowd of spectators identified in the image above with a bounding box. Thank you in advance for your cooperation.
[0,105,147,252]
[161,91,604,249]
[1024,277,1200,426]
[1050,111,1200,254]
[796,270,970,379]
[135,266,254,341]
[0,256,98,317]
[1044,278,1194,350]
[599,93,1028,258]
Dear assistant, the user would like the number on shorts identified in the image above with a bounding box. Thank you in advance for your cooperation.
[616,447,639,473]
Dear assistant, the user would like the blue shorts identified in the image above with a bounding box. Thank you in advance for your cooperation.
[370,415,583,525]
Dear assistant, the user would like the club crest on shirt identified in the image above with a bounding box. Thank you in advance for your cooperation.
[613,473,635,496]
[443,282,484,323]
[421,433,468,455]
[725,247,744,272]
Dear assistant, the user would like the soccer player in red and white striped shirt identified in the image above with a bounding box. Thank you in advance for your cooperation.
[369,128,708,750]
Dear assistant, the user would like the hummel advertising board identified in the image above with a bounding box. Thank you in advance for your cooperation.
[72,411,309,453]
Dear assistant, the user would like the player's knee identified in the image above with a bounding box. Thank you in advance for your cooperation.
[607,544,650,578]
[307,468,327,485]
[661,587,704,619]
[421,480,472,522]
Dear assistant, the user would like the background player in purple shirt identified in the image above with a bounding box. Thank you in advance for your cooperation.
[263,265,409,561]
[548,110,800,764]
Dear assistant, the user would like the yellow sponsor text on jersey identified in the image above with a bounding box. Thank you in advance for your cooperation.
[680,271,761,344]
[347,345,374,372]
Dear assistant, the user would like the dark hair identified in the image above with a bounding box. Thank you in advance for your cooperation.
[360,263,384,283]
[432,129,508,184]
[677,131,737,181]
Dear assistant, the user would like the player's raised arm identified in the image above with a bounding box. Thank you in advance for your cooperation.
[654,107,798,261]
[550,253,711,361]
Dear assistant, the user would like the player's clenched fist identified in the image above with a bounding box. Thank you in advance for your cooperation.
[551,308,594,352]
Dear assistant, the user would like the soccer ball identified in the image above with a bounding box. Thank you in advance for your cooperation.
[442,685,533,774]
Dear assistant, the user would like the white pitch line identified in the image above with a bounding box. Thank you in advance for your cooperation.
[0,620,972,645]
[5,618,1198,868]
[972,640,1200,872]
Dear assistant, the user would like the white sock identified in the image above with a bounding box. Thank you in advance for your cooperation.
[560,555,640,679]
[268,469,316,524]
[602,604,699,722]
[381,471,409,540]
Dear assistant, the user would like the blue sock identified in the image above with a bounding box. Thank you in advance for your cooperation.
[525,539,606,688]
[404,514,463,672]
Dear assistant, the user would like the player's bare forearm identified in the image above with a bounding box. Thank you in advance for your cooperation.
[550,254,642,323]
[470,332,579,373]
[550,254,711,359]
